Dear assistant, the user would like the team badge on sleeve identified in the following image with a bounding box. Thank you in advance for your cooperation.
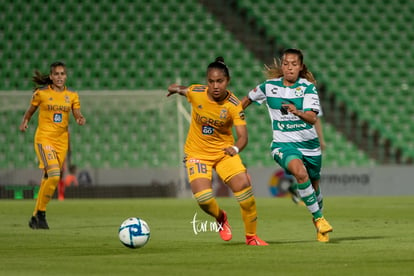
[239,111,246,120]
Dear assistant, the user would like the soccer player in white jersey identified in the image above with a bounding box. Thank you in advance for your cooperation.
[242,48,333,242]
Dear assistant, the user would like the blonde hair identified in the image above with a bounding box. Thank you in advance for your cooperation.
[264,49,316,85]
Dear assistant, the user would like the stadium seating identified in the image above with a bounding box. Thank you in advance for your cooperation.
[0,0,382,169]
[236,0,414,163]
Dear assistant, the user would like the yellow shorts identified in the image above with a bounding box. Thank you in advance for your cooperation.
[185,154,246,183]
[34,142,67,169]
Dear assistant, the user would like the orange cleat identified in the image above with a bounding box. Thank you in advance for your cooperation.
[246,235,269,246]
[217,211,232,241]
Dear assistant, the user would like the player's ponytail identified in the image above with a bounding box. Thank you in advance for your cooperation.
[32,70,52,89]
[300,63,317,85]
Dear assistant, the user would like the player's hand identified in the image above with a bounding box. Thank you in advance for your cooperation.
[76,116,86,125]
[19,121,28,132]
[223,146,239,156]
[320,140,326,151]
[282,103,299,115]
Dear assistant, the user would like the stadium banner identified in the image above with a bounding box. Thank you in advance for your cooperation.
[247,166,413,196]
[1,166,414,197]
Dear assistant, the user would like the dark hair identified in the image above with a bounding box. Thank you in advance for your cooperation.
[32,61,66,88]
[207,56,230,78]
[283,48,304,64]
[265,49,316,84]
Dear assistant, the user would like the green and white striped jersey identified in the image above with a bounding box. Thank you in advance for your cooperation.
[248,77,321,156]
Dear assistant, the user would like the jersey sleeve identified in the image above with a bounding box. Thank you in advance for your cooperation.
[72,92,81,109]
[232,104,247,126]
[303,84,320,114]
[247,83,267,105]
[318,105,323,117]
[30,90,41,107]
[186,84,206,103]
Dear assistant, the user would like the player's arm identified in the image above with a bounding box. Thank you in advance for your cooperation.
[287,85,320,125]
[282,103,318,125]
[167,84,188,97]
[314,118,326,150]
[19,104,38,132]
[223,124,248,156]
[72,108,86,125]
[241,96,252,110]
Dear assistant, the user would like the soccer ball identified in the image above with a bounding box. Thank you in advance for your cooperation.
[118,217,150,249]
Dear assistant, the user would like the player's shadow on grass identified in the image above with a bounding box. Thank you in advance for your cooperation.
[222,235,386,246]
[325,235,386,244]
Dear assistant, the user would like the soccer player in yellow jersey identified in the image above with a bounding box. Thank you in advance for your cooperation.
[19,61,86,229]
[167,57,267,245]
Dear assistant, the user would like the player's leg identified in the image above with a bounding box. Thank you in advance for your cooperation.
[29,171,48,229]
[287,158,323,219]
[273,148,332,239]
[304,156,324,211]
[284,170,303,205]
[305,157,332,241]
[273,148,321,218]
[218,156,267,245]
[309,179,330,240]
[186,157,231,241]
[30,144,63,229]
[312,179,323,211]
[191,178,219,218]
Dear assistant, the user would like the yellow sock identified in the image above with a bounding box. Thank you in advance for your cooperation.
[36,168,61,212]
[33,176,47,216]
[234,186,257,236]
[194,189,220,219]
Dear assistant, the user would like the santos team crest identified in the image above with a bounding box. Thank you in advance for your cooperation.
[294,87,303,97]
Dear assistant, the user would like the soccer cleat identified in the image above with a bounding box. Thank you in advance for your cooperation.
[36,211,49,229]
[314,217,333,234]
[28,216,38,229]
[246,235,269,246]
[217,211,232,241]
[29,211,49,230]
[312,218,330,242]
[316,231,330,242]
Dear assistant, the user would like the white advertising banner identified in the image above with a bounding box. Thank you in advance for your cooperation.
[1,166,413,197]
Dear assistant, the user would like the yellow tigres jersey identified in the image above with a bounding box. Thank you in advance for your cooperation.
[31,85,80,144]
[184,84,246,159]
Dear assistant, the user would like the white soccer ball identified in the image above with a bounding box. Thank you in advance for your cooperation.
[118,217,150,249]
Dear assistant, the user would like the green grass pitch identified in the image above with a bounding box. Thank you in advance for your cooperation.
[0,196,413,276]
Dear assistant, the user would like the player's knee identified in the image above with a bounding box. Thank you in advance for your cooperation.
[288,161,308,183]
[227,172,250,193]
[293,170,309,183]
[46,168,61,184]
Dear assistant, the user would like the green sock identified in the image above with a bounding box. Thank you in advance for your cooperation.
[297,180,322,219]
